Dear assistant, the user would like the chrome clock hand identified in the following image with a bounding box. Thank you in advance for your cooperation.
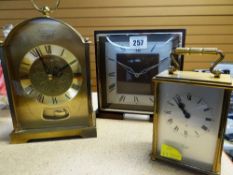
[138,57,169,76]
[117,61,136,76]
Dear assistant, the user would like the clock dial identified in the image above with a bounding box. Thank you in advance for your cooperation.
[157,82,224,169]
[19,44,82,105]
[95,30,185,115]
[105,41,173,107]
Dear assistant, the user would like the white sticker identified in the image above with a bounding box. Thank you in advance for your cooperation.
[129,36,147,49]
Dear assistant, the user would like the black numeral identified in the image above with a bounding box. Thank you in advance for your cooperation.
[65,93,71,99]
[197,98,203,104]
[71,83,80,90]
[108,72,116,77]
[60,49,65,56]
[52,97,58,104]
[174,126,179,132]
[25,85,33,95]
[204,107,210,112]
[108,83,115,92]
[167,118,173,124]
[201,125,209,131]
[187,93,192,101]
[45,45,52,54]
[134,96,139,103]
[30,48,42,58]
[205,117,212,122]
[119,95,126,102]
[37,94,44,103]
[69,59,77,65]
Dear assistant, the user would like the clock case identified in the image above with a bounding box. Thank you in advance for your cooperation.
[0,16,96,143]
[152,48,233,175]
[95,29,186,120]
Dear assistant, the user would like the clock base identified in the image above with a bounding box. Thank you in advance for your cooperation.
[10,126,97,144]
[96,110,153,122]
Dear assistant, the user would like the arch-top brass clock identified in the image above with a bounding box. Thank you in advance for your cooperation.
[1,0,96,143]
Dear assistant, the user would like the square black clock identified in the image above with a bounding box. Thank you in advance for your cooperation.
[95,29,186,120]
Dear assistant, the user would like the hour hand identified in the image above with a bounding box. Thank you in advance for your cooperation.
[173,95,191,119]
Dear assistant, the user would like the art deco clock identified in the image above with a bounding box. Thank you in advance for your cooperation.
[152,47,232,174]
[1,0,96,143]
[95,29,185,120]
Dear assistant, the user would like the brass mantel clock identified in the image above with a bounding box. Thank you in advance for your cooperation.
[1,0,96,143]
[152,48,232,174]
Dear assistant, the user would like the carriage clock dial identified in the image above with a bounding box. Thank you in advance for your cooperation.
[95,29,186,116]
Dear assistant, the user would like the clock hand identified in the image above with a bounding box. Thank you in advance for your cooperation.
[35,48,50,74]
[138,57,169,76]
[117,61,136,76]
[173,95,191,119]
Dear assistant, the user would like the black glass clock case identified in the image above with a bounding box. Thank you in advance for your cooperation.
[95,29,186,120]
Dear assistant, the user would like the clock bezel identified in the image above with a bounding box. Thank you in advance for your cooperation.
[152,70,232,175]
[94,29,186,119]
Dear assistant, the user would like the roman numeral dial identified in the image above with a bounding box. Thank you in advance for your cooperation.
[19,44,82,105]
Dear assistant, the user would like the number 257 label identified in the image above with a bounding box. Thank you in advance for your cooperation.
[129,36,147,49]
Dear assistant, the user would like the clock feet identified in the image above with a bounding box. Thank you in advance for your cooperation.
[10,126,97,144]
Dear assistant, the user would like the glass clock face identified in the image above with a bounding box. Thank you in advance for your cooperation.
[157,82,224,170]
[19,44,82,105]
[96,30,185,113]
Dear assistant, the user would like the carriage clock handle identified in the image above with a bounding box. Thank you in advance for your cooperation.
[31,0,60,16]
[169,47,225,78]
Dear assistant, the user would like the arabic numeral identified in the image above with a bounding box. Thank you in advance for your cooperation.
[133,40,143,46]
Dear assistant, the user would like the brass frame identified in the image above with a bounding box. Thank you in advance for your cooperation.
[152,72,232,175]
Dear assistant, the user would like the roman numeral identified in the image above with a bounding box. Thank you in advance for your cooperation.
[45,45,52,54]
[71,83,80,90]
[65,93,71,99]
[204,107,210,112]
[108,72,116,77]
[184,130,188,137]
[136,48,140,52]
[149,97,154,103]
[37,94,44,103]
[108,83,116,92]
[108,57,115,62]
[52,97,58,104]
[60,49,65,56]
[197,98,203,104]
[167,101,174,106]
[30,47,42,58]
[69,59,77,65]
[165,111,172,114]
[134,96,139,103]
[167,118,173,124]
[174,126,179,132]
[205,117,212,122]
[119,95,126,102]
[195,131,200,137]
[24,85,33,95]
[187,93,192,101]
[201,125,209,131]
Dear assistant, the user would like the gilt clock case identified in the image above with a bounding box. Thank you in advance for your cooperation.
[1,16,96,143]
[95,29,186,119]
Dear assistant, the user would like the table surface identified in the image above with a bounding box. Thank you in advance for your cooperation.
[0,93,233,175]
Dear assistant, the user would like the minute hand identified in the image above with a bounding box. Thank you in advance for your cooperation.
[117,61,136,76]
[173,95,191,119]
[138,57,169,76]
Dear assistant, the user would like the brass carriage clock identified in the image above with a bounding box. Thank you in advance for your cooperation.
[152,47,232,174]
[1,0,96,143]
